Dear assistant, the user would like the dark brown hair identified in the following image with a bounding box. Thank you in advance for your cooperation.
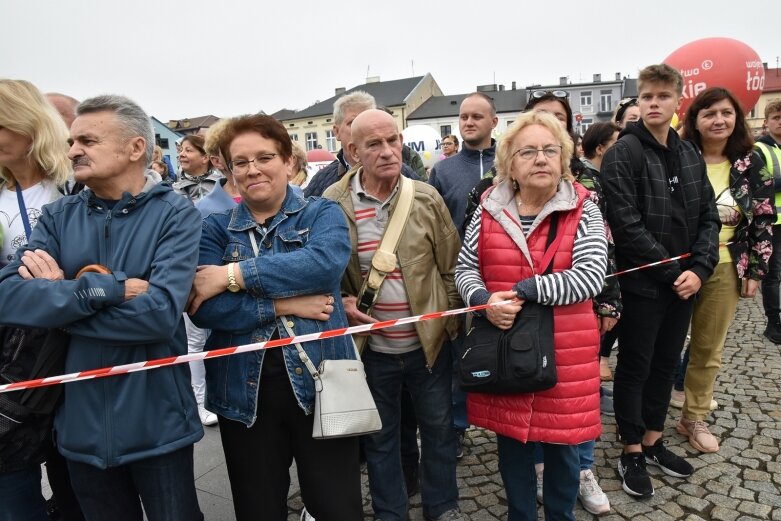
[218,114,293,164]
[582,122,621,159]
[681,87,754,162]
[181,134,213,170]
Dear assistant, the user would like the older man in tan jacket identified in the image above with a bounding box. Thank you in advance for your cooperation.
[324,109,464,521]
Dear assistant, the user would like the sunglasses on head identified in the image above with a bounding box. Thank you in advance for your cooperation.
[530,90,569,100]
[615,98,638,122]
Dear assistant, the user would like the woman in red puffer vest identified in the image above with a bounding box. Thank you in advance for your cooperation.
[455,111,607,521]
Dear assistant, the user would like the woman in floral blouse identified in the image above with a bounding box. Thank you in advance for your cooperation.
[676,87,775,453]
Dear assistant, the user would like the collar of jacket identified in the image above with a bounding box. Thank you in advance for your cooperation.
[457,138,497,163]
[80,172,165,214]
[227,185,308,232]
[482,178,581,265]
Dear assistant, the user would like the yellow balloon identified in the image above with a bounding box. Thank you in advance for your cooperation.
[671,113,679,129]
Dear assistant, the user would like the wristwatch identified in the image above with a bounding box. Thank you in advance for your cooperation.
[227,263,241,293]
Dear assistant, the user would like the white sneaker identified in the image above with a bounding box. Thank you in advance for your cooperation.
[300,507,315,521]
[578,469,610,515]
[198,403,218,426]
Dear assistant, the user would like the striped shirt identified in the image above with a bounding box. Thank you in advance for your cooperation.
[351,173,421,354]
[456,199,607,308]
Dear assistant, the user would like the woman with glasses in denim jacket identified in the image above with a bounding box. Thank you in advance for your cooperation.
[188,114,362,521]
[673,87,775,454]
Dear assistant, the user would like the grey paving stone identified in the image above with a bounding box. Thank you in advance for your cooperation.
[737,500,772,517]
[711,505,741,521]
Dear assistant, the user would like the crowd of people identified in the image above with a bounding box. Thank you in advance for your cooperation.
[0,61,780,521]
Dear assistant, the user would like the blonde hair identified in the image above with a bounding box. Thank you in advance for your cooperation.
[204,118,232,157]
[289,141,308,186]
[495,111,574,184]
[0,79,71,186]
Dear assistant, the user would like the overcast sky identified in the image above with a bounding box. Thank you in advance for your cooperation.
[3,0,779,122]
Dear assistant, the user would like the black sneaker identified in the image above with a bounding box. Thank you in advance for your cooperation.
[456,430,465,459]
[642,438,693,478]
[764,320,781,344]
[618,452,654,498]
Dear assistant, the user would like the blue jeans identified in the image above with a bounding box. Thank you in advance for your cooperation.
[449,333,468,431]
[674,344,691,392]
[66,445,202,521]
[498,436,579,521]
[533,440,594,470]
[363,346,458,521]
[0,465,48,521]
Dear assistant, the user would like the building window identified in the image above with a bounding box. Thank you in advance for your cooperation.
[506,120,514,128]
[600,90,612,113]
[578,118,593,133]
[580,91,592,107]
[325,130,337,152]
[290,133,298,141]
[305,132,318,151]
[440,125,451,137]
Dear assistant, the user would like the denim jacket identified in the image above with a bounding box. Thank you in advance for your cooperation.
[190,187,355,426]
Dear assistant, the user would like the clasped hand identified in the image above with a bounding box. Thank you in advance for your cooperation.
[486,290,523,330]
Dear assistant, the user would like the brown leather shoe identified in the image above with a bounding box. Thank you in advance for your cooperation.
[676,417,719,453]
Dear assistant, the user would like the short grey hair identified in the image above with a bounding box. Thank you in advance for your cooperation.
[76,95,155,165]
[333,90,376,125]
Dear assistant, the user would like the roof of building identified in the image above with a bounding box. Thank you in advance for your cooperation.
[765,68,781,92]
[271,108,297,120]
[167,115,220,132]
[278,76,428,121]
[406,89,528,120]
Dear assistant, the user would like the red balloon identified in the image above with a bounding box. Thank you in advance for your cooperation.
[663,37,765,118]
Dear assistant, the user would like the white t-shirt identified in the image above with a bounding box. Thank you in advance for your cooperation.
[0,182,53,267]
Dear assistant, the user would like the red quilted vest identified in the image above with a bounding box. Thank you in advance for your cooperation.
[467,185,601,444]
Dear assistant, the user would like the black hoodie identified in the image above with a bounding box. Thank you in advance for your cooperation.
[601,121,720,299]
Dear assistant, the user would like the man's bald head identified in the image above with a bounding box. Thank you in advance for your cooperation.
[46,92,80,128]
[348,109,403,182]
[349,109,398,145]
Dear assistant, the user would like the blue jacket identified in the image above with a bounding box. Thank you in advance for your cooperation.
[0,177,203,469]
[304,148,421,197]
[429,140,496,236]
[190,187,356,426]
[196,178,238,218]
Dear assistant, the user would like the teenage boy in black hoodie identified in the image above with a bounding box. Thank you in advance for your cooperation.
[756,99,781,343]
[601,64,720,499]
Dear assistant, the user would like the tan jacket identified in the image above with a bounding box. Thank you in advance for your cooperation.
[323,167,462,367]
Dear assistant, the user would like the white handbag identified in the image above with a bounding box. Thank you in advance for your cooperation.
[248,230,382,439]
[282,319,382,439]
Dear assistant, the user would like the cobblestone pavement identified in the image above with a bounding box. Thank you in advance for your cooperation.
[190,295,780,520]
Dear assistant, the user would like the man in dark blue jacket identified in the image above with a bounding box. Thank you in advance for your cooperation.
[0,95,204,521]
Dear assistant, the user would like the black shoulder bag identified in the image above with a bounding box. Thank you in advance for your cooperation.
[458,213,559,394]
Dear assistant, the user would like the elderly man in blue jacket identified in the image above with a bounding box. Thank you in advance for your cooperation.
[0,95,204,521]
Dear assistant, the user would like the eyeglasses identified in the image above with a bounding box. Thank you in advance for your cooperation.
[229,153,278,174]
[530,90,569,100]
[441,141,454,146]
[514,146,562,161]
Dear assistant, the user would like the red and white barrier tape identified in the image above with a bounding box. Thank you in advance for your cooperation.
[0,299,512,394]
[1,243,732,394]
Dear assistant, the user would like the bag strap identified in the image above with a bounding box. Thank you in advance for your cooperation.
[356,174,415,315]
[248,230,323,387]
[15,186,33,241]
[537,212,560,275]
